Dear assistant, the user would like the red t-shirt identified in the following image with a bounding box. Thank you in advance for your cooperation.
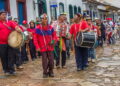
[70,23,80,40]
[0,20,17,44]
[70,21,88,40]
[80,20,89,30]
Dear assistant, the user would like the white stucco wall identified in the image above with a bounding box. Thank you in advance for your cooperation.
[34,0,39,18]
[8,0,120,24]
[9,0,18,18]
[26,0,36,22]
[46,0,83,22]
[46,0,51,22]
[9,0,83,23]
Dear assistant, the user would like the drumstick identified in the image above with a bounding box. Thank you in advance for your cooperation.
[26,41,32,61]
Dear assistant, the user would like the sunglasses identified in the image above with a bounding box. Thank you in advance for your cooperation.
[40,15,48,19]
[42,18,48,20]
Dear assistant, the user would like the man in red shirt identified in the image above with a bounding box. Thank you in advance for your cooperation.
[86,17,97,63]
[0,10,22,75]
[69,14,89,71]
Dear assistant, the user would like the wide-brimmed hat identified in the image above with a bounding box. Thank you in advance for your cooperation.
[94,17,100,20]
[60,12,67,16]
[86,16,92,20]
[40,13,48,19]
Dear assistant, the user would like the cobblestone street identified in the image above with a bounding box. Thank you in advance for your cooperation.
[1,41,120,86]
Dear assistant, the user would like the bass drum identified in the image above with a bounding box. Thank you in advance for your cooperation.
[8,31,26,48]
[75,32,97,48]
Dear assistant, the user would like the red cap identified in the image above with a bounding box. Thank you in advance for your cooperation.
[22,20,27,24]
[106,18,112,21]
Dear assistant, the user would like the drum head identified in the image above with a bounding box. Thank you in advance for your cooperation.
[8,31,24,48]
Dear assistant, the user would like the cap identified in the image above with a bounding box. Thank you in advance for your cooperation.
[0,9,6,14]
[22,20,27,24]
[76,13,82,18]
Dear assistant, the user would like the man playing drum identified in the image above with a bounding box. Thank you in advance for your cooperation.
[0,10,22,75]
[69,14,89,71]
[86,16,97,63]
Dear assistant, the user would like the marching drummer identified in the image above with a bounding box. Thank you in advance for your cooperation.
[86,16,97,63]
[20,20,29,63]
[27,20,37,60]
[34,13,56,78]
[0,9,22,75]
[69,13,89,71]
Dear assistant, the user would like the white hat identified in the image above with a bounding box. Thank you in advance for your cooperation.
[94,17,99,20]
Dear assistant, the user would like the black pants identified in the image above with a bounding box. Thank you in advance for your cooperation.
[66,40,71,59]
[0,44,8,73]
[29,40,36,60]
[21,44,28,62]
[74,45,88,69]
[55,41,66,67]
[98,36,103,47]
[15,49,22,67]
[66,47,70,58]
[7,46,21,73]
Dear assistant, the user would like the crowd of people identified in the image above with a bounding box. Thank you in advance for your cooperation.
[0,9,120,78]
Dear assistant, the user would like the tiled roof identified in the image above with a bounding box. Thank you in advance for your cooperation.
[104,0,120,8]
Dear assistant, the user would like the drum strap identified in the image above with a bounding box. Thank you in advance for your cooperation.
[75,22,82,36]
[3,23,14,31]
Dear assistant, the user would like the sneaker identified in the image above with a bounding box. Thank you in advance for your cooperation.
[91,59,96,63]
[62,66,67,69]
[49,73,54,77]
[56,65,60,69]
[4,72,10,76]
[77,68,82,71]
[88,58,91,62]
[85,64,89,68]
[16,66,24,70]
[9,72,16,76]
[43,74,48,78]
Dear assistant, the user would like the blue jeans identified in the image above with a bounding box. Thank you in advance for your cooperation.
[88,48,96,59]
[110,35,116,44]
[74,45,88,69]
[98,36,103,47]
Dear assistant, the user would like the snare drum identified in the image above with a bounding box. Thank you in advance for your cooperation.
[75,32,97,48]
[8,31,26,48]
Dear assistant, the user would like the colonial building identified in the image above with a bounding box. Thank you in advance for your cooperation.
[0,0,83,23]
[35,0,83,22]
[1,0,119,23]
[82,0,120,21]
[0,0,37,24]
